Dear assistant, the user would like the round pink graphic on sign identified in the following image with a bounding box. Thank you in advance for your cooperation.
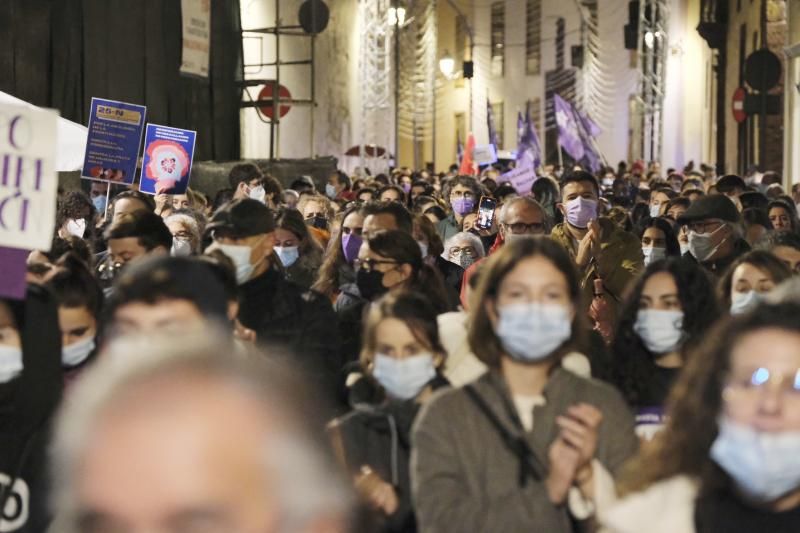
[145,140,190,193]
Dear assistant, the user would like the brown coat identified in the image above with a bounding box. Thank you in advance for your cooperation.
[411,368,639,533]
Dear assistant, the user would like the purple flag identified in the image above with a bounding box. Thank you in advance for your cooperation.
[553,94,585,161]
[577,108,601,138]
[456,132,464,167]
[516,103,542,170]
[0,247,28,299]
[487,99,499,150]
[516,111,525,147]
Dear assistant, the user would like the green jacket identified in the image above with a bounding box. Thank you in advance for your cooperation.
[550,218,643,315]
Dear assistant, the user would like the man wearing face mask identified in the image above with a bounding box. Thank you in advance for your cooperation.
[229,162,267,203]
[326,170,356,202]
[550,172,643,316]
[677,194,751,278]
[205,200,342,407]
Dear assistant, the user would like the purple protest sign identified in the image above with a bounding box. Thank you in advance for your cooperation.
[0,246,28,299]
[501,162,538,195]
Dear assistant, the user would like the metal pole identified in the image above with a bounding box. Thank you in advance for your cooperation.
[311,33,316,158]
[275,0,281,160]
[394,0,400,169]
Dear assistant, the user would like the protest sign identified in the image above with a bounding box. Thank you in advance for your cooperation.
[180,0,211,78]
[501,163,538,195]
[0,247,28,299]
[81,98,147,185]
[139,124,197,196]
[472,144,498,166]
[0,103,58,252]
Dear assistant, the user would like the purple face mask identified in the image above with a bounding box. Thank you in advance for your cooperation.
[401,183,412,194]
[565,197,598,229]
[451,197,475,216]
[342,233,363,264]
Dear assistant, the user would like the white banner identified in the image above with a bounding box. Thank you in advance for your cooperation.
[180,0,211,78]
[473,144,498,166]
[501,162,538,195]
[0,104,58,251]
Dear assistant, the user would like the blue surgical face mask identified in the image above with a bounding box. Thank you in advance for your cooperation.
[0,345,23,383]
[275,245,300,268]
[730,290,761,315]
[372,353,436,400]
[325,183,338,199]
[711,417,800,502]
[634,309,684,354]
[62,336,96,367]
[496,303,572,361]
[92,195,107,214]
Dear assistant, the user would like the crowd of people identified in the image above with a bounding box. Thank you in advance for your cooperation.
[2,159,800,532]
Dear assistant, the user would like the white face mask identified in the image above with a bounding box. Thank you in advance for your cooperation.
[209,242,257,284]
[171,238,193,257]
[65,218,87,238]
[649,204,661,218]
[642,246,667,266]
[679,242,691,256]
[711,417,800,502]
[372,353,436,400]
[62,336,96,367]
[248,185,266,203]
[418,241,429,258]
[634,309,684,354]
[0,345,23,383]
[688,224,727,262]
[274,245,300,268]
[730,290,762,315]
[496,303,572,361]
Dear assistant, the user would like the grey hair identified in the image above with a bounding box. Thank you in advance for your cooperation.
[49,329,353,533]
[164,213,201,251]
[442,231,486,260]
[497,196,550,230]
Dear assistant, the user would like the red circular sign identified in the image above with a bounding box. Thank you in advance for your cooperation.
[732,87,747,123]
[257,84,292,120]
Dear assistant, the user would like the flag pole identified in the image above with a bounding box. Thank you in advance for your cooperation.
[558,144,564,170]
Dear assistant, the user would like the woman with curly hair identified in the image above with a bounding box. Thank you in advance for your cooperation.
[55,190,97,245]
[604,302,800,532]
[609,258,719,429]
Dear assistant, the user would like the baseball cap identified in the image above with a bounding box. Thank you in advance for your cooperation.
[206,199,275,238]
[677,194,741,225]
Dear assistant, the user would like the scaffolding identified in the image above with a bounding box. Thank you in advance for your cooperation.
[635,0,669,164]
[240,0,318,160]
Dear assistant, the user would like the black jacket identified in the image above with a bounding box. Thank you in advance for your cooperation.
[681,238,751,279]
[237,265,343,406]
[0,285,63,533]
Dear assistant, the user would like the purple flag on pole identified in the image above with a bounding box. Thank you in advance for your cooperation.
[553,94,585,161]
[578,109,601,138]
[487,99,499,150]
[516,103,542,170]
[516,111,525,147]
[456,132,464,167]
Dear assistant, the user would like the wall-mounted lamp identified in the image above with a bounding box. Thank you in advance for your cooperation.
[439,51,456,78]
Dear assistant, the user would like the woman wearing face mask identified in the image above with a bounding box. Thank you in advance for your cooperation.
[718,251,792,315]
[412,238,639,532]
[337,230,451,366]
[442,231,486,270]
[329,292,449,532]
[609,259,718,437]
[313,205,366,309]
[273,208,324,289]
[55,191,96,244]
[436,176,483,242]
[45,255,104,386]
[0,286,63,533]
[638,218,681,267]
[604,302,800,533]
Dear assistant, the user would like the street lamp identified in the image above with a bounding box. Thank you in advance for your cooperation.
[439,51,456,79]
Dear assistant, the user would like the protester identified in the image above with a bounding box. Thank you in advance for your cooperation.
[206,199,342,405]
[413,214,463,307]
[327,170,356,202]
[378,185,405,204]
[678,194,750,277]
[329,292,448,532]
[436,176,482,241]
[274,207,324,289]
[442,231,486,269]
[103,211,173,271]
[229,162,266,201]
[163,212,201,256]
[412,238,638,531]
[0,287,62,533]
[610,259,719,433]
[48,331,354,533]
[768,199,799,234]
[550,171,643,317]
[55,191,96,244]
[717,251,792,314]
[604,303,800,532]
[638,218,681,266]
[45,255,104,384]
[754,231,800,274]
[313,205,366,308]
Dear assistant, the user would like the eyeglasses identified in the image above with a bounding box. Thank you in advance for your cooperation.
[724,367,800,403]
[504,222,545,235]
[341,226,363,236]
[687,220,724,234]
[353,258,398,272]
[449,246,476,257]
[172,230,192,240]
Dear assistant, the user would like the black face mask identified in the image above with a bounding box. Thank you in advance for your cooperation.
[305,215,328,230]
[356,269,389,301]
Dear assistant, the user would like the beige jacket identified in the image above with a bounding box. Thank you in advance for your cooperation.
[600,475,699,533]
